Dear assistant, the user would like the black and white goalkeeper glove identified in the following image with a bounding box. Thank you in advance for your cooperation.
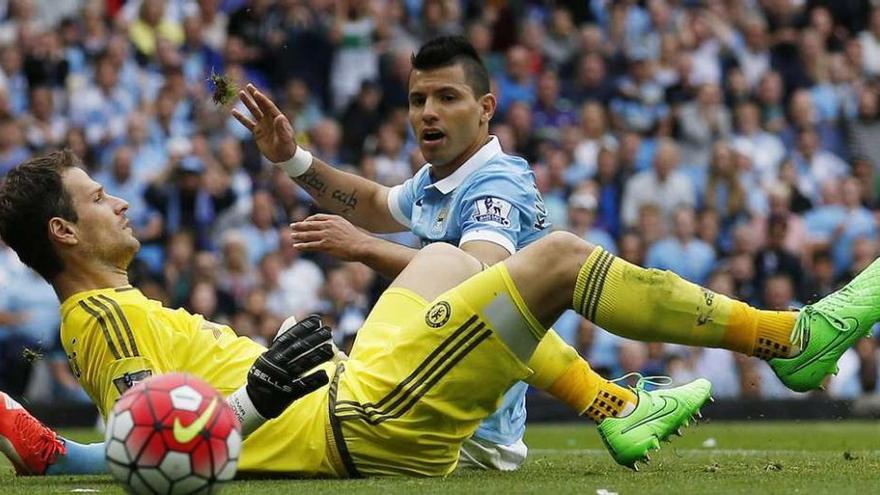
[228,315,333,435]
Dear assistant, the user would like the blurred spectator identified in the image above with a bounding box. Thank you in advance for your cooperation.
[566,190,616,254]
[21,85,67,151]
[592,145,625,238]
[193,0,229,53]
[129,0,185,61]
[340,80,383,164]
[569,101,617,183]
[280,78,324,140]
[677,83,731,167]
[763,272,800,310]
[754,214,803,297]
[0,44,29,115]
[791,127,848,204]
[0,117,30,175]
[857,7,880,77]
[69,53,136,148]
[621,138,695,227]
[703,142,746,224]
[532,70,577,141]
[371,122,409,186]
[216,229,257,309]
[845,85,880,171]
[495,45,536,116]
[329,0,379,112]
[318,265,368,351]
[756,70,787,134]
[145,155,237,250]
[565,52,615,105]
[731,100,785,187]
[804,178,876,274]
[23,30,68,88]
[645,205,716,284]
[276,231,324,320]
[610,48,669,135]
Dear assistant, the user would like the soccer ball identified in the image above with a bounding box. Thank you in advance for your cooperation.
[104,373,242,494]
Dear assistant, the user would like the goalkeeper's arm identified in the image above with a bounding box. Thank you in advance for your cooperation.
[227,315,333,436]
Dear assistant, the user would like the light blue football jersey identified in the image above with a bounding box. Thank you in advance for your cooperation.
[387,136,550,446]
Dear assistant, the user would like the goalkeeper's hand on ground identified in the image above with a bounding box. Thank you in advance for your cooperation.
[228,315,334,435]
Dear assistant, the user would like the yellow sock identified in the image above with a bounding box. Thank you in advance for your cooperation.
[583,379,637,423]
[526,330,582,389]
[721,302,799,358]
[526,330,636,420]
[572,247,798,359]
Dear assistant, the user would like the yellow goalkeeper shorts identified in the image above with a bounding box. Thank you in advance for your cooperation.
[331,264,538,477]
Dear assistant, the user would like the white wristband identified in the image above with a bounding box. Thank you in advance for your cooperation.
[276,146,313,178]
[227,386,268,438]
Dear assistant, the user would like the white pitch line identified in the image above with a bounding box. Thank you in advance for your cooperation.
[530,448,880,456]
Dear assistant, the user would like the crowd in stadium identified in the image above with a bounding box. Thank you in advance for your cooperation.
[0,0,878,405]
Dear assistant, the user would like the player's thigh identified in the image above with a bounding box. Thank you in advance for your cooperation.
[335,264,537,476]
[388,242,483,302]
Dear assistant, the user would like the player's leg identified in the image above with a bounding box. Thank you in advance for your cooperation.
[396,243,657,418]
[0,391,106,476]
[335,241,702,474]
[437,246,710,470]
[389,243,637,421]
[387,244,633,466]
[385,244,530,471]
[506,231,880,392]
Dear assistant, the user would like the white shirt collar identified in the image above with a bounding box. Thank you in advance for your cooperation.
[425,136,502,194]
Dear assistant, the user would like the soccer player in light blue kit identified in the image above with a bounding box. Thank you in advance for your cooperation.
[233,36,563,469]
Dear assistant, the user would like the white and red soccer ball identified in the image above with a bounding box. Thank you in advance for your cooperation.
[105,373,241,494]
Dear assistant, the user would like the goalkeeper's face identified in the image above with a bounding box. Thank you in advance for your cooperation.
[60,167,140,268]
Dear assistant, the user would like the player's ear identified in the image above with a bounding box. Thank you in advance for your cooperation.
[479,93,496,125]
[48,217,78,246]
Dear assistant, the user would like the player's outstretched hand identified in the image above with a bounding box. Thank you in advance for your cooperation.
[290,214,372,262]
[246,315,334,419]
[231,83,298,163]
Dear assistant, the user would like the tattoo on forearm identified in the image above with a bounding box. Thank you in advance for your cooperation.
[296,169,328,197]
[331,188,358,214]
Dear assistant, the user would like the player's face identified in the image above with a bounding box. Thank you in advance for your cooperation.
[62,167,140,267]
[408,64,495,169]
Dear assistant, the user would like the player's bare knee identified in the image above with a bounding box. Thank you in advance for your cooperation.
[538,231,595,280]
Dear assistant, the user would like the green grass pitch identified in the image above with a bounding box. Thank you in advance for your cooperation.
[1,421,878,494]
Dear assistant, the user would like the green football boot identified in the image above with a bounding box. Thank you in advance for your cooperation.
[597,376,712,470]
[769,258,880,392]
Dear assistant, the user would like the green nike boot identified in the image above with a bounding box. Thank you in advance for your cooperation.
[597,376,712,470]
[769,258,880,392]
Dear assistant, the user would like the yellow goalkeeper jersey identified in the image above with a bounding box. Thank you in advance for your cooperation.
[59,286,344,477]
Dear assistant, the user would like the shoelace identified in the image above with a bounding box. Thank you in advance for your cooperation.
[611,372,674,391]
[13,412,63,471]
[788,305,851,351]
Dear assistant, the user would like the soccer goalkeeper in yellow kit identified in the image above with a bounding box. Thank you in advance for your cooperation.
[0,151,876,478]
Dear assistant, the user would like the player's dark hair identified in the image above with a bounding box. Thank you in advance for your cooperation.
[0,149,80,280]
[411,36,490,97]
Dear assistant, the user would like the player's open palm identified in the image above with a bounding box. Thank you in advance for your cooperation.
[290,214,371,262]
[231,83,297,163]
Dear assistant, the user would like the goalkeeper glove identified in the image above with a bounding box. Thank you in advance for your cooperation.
[228,315,333,435]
